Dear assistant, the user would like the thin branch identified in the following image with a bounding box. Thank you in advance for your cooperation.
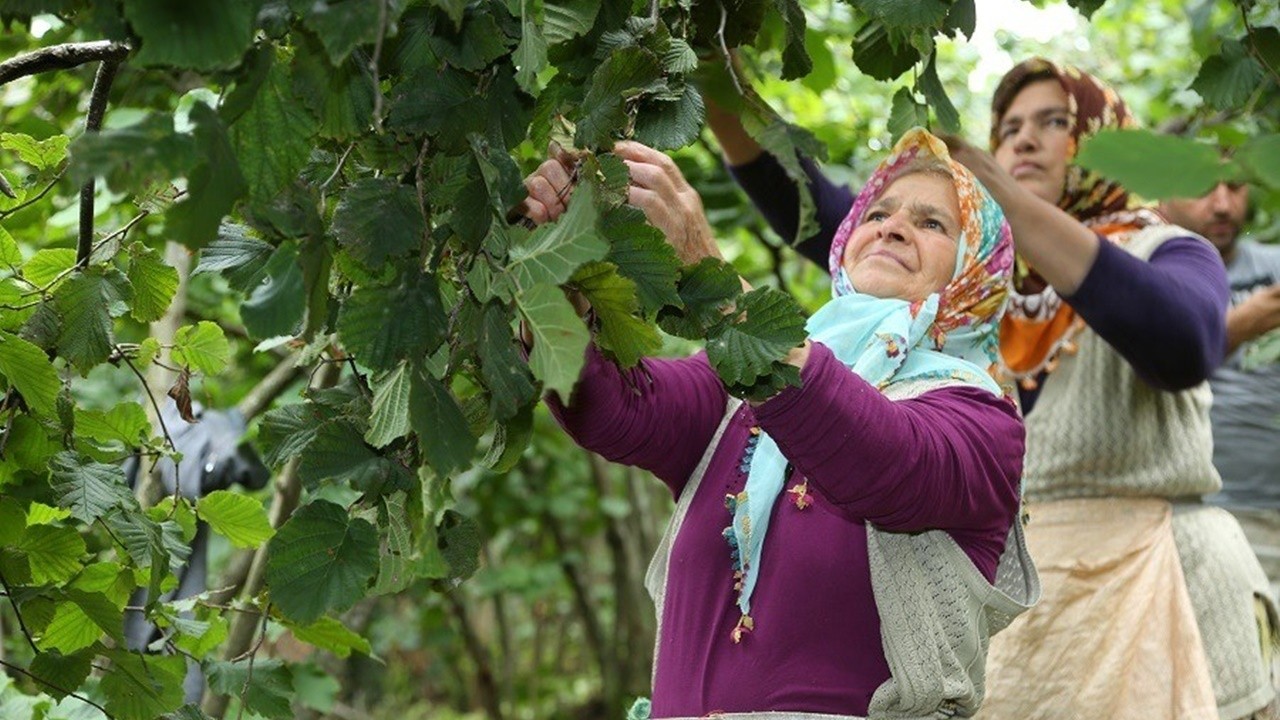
[320,142,357,192]
[0,657,113,718]
[0,398,18,459]
[0,40,128,86]
[0,171,64,218]
[717,2,743,95]
[78,52,126,269]
[119,353,181,507]
[368,0,390,133]
[0,568,38,654]
[20,212,149,299]
[235,355,304,421]
[1241,5,1280,88]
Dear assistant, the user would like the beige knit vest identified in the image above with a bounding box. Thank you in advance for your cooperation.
[646,381,1040,720]
[1023,225,1277,719]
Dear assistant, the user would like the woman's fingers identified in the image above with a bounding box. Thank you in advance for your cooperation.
[524,175,566,220]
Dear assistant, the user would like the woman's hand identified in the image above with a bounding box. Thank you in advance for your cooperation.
[518,143,580,225]
[940,134,1100,295]
[614,140,723,265]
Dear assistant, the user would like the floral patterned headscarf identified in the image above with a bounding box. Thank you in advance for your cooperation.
[725,129,1015,643]
[991,58,1164,386]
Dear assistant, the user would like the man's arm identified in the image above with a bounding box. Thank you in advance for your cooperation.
[1226,284,1280,354]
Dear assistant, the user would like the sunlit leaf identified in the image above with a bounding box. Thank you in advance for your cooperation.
[126,242,180,323]
[197,490,274,548]
[516,283,590,398]
[571,261,661,367]
[287,616,372,658]
[172,321,231,375]
[0,132,69,171]
[508,182,608,290]
[0,330,60,415]
[19,524,86,585]
[54,266,132,373]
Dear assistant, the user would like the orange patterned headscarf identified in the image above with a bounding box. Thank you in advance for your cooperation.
[990,58,1163,388]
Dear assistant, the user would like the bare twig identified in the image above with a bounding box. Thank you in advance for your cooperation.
[0,397,19,458]
[320,142,357,192]
[368,0,390,133]
[78,52,126,269]
[0,171,64,218]
[0,657,113,718]
[717,3,743,95]
[0,40,128,86]
[120,353,181,507]
[236,355,304,421]
[232,603,271,720]
[0,568,39,654]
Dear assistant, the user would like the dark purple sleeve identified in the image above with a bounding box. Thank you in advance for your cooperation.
[1064,235,1229,390]
[728,153,855,268]
[752,342,1024,536]
[545,345,729,496]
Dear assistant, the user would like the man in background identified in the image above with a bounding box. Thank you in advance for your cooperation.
[1162,181,1280,596]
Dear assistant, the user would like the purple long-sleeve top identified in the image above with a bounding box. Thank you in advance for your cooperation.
[548,341,1023,716]
[730,153,1230,411]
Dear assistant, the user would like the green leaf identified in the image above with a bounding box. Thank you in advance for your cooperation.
[126,242,180,323]
[26,502,71,525]
[37,601,99,654]
[240,241,305,339]
[1251,26,1280,76]
[887,86,929,140]
[772,0,811,80]
[0,227,20,267]
[514,15,548,92]
[287,616,372,658]
[572,261,661,367]
[476,303,536,422]
[634,83,706,151]
[194,226,275,291]
[19,524,86,585]
[1192,40,1266,111]
[516,283,590,398]
[372,491,418,594]
[73,562,135,607]
[508,182,608,290]
[943,0,976,38]
[603,206,682,314]
[167,102,248,248]
[172,321,231,375]
[197,490,275,548]
[206,659,294,719]
[575,47,665,149]
[657,257,740,338]
[919,52,959,133]
[745,114,826,243]
[851,20,920,81]
[429,4,512,71]
[291,0,400,65]
[22,248,77,288]
[49,451,139,523]
[0,132,69,171]
[409,369,478,476]
[291,34,375,141]
[73,403,151,449]
[852,0,948,29]
[332,178,425,268]
[337,271,448,372]
[101,651,186,720]
[365,363,413,448]
[54,266,132,373]
[0,331,60,415]
[438,509,480,580]
[231,53,320,204]
[123,0,260,70]
[482,402,534,473]
[706,287,807,386]
[1075,129,1224,200]
[68,114,197,193]
[543,0,600,45]
[172,613,228,657]
[259,403,323,468]
[28,651,92,701]
[1065,0,1105,18]
[265,499,379,624]
[298,420,406,492]
[1241,134,1280,189]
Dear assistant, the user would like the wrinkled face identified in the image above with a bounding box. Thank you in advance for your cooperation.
[1160,182,1250,255]
[842,172,961,303]
[994,79,1072,204]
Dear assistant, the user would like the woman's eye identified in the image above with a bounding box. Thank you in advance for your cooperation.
[923,219,945,231]
[866,211,888,222]
[1047,116,1069,129]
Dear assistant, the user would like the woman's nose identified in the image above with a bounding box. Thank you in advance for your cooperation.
[878,212,910,242]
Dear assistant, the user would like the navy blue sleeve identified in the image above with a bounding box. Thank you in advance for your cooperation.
[727,153,855,269]
[1064,236,1229,390]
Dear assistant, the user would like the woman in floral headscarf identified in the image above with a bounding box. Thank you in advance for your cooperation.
[521,129,1037,718]
[711,58,1275,719]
